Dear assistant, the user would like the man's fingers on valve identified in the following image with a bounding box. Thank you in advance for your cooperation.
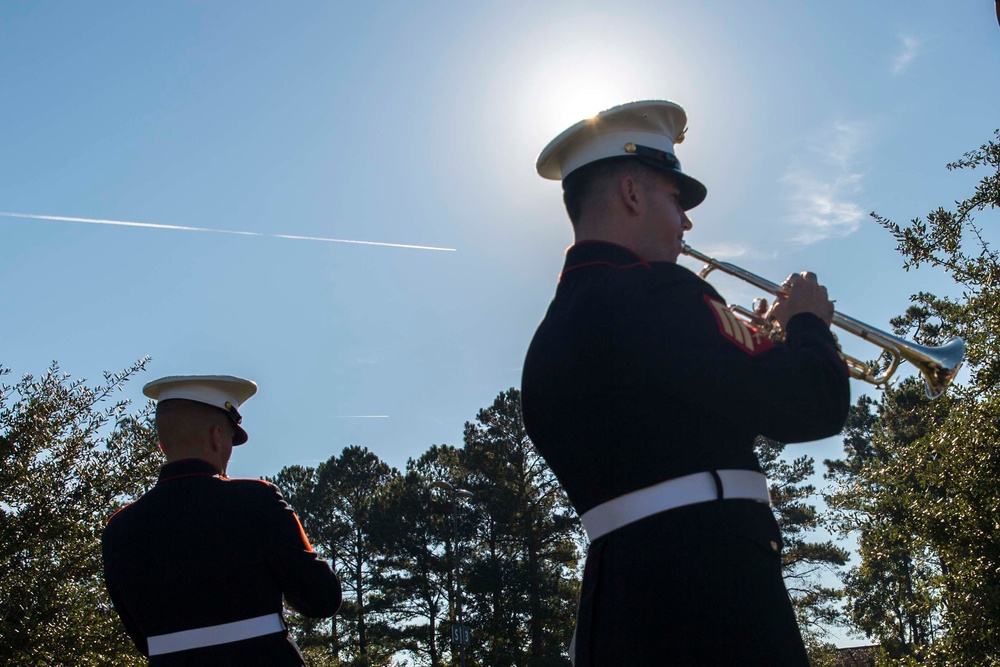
[781,272,821,292]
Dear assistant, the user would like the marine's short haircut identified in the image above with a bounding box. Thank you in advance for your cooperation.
[561,157,664,225]
[155,398,230,447]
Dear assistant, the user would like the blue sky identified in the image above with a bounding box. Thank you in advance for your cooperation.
[2,0,998,626]
[3,0,997,470]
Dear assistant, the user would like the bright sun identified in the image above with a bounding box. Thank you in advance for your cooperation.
[526,56,635,138]
[506,17,700,142]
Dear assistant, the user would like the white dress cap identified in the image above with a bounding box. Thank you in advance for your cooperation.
[143,375,258,445]
[536,99,707,210]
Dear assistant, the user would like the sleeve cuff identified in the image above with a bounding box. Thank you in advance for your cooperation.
[784,312,836,344]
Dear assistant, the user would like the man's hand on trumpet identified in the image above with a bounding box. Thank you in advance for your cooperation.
[754,272,836,330]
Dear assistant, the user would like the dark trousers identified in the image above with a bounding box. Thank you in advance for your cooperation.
[575,501,810,667]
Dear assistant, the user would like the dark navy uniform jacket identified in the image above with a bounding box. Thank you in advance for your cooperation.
[521,242,850,666]
[102,458,341,666]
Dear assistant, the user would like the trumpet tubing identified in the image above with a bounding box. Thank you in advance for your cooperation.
[680,242,965,399]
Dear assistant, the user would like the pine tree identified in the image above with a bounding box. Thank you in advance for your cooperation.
[462,389,581,667]
[754,437,850,659]
[370,445,463,667]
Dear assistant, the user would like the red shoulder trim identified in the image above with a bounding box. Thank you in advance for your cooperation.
[294,514,315,553]
[105,501,135,526]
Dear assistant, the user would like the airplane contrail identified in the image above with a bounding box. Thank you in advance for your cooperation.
[330,415,390,419]
[0,211,457,252]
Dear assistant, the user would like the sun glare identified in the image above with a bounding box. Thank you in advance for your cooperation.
[503,16,703,143]
[524,56,636,139]
[537,75,628,135]
[473,9,711,210]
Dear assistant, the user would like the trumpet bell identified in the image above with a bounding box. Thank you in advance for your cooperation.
[907,337,965,399]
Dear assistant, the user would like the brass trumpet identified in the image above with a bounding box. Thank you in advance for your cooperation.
[681,242,966,399]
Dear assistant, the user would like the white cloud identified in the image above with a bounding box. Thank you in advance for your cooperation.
[778,121,869,245]
[824,120,865,169]
[890,35,920,75]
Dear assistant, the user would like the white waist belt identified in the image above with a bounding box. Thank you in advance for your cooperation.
[580,470,770,542]
[147,612,285,656]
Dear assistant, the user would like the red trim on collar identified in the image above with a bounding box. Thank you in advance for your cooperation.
[156,459,223,484]
[566,240,647,259]
[560,260,649,280]
[560,241,652,280]
[158,471,220,484]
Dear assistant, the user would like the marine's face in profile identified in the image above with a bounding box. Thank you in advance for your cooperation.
[641,172,692,263]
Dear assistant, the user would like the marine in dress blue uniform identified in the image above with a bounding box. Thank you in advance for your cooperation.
[102,375,342,666]
[521,101,851,666]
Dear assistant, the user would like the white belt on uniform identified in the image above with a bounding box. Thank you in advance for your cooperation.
[580,469,771,542]
[146,612,285,656]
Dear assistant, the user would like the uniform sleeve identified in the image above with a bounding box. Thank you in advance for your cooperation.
[265,485,343,618]
[765,311,852,440]
[625,277,850,443]
[101,522,150,656]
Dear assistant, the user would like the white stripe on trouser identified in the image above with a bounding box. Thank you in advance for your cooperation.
[146,613,285,656]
